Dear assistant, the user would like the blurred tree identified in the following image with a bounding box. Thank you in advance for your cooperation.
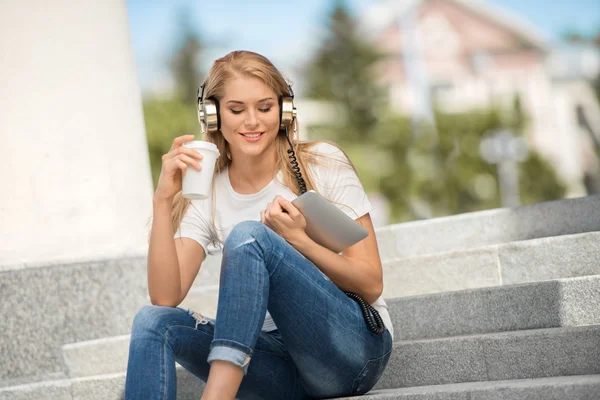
[144,99,198,187]
[143,7,204,187]
[312,107,566,223]
[304,0,566,222]
[304,0,384,140]
[169,9,204,103]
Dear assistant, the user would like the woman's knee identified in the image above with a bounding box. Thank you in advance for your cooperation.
[131,305,181,335]
[224,220,271,253]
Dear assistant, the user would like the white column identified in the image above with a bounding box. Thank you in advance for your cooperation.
[0,0,154,266]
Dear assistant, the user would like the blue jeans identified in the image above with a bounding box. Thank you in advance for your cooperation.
[125,220,392,399]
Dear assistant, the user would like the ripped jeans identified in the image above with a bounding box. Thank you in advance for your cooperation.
[125,220,392,400]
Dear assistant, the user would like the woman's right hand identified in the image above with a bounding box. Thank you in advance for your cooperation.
[154,134,204,202]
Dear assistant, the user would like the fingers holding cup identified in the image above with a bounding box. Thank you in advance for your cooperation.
[170,134,195,152]
[180,141,220,200]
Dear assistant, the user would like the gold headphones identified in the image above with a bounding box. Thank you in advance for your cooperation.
[197,83,297,136]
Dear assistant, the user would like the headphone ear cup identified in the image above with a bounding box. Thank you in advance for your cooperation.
[198,97,220,134]
[279,96,296,130]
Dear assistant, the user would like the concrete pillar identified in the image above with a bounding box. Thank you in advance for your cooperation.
[0,0,154,266]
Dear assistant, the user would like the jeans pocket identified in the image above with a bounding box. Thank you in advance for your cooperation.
[350,347,393,395]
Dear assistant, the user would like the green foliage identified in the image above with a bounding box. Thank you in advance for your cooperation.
[311,110,566,223]
[143,98,199,187]
[169,9,204,103]
[142,7,204,188]
[303,0,566,224]
[304,1,384,138]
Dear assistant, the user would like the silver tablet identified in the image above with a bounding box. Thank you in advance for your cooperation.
[291,190,369,253]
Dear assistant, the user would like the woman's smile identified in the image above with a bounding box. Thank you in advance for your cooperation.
[240,131,264,142]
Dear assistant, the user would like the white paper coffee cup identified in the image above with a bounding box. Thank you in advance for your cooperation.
[181,140,220,200]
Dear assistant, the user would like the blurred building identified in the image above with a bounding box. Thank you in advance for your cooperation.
[362,0,600,198]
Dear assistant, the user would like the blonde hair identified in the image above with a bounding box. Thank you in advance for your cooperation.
[171,50,359,248]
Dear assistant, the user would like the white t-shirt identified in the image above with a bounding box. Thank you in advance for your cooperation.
[175,141,394,339]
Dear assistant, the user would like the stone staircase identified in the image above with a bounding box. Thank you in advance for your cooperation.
[2,195,600,399]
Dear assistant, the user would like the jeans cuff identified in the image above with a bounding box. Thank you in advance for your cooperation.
[207,339,253,375]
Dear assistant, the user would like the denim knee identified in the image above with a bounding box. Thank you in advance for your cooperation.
[131,305,178,336]
[224,220,272,255]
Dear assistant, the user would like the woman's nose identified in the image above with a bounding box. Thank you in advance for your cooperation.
[244,110,259,128]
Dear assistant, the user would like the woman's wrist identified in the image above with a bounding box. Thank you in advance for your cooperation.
[153,195,173,210]
[286,230,312,252]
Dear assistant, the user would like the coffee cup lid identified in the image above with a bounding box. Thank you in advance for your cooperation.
[183,140,219,154]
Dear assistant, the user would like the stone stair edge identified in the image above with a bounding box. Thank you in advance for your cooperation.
[374,194,600,233]
[0,368,202,399]
[395,324,600,345]
[375,194,600,260]
[0,253,147,273]
[0,376,72,394]
[2,370,599,399]
[381,230,600,263]
[375,324,600,389]
[63,323,600,352]
[62,335,131,351]
[374,206,500,234]
[0,367,197,392]
[387,273,600,340]
[0,372,69,391]
[50,325,600,396]
[387,272,600,302]
[60,275,600,354]
[344,374,600,399]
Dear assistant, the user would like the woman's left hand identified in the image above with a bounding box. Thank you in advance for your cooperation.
[261,195,307,243]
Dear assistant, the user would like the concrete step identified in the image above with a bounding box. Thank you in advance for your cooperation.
[62,319,600,391]
[376,325,600,390]
[0,252,222,385]
[62,284,219,379]
[0,256,148,384]
[0,368,204,400]
[63,276,600,378]
[382,231,600,298]
[374,194,600,260]
[389,275,600,341]
[62,335,131,379]
[63,274,600,377]
[344,375,600,399]
[2,372,599,400]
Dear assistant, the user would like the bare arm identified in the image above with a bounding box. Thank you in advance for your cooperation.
[147,198,205,307]
[147,134,206,307]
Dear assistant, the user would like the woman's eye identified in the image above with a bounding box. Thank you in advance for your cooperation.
[230,109,243,115]
[259,107,272,113]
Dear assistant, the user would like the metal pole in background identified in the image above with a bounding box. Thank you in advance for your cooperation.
[480,129,529,207]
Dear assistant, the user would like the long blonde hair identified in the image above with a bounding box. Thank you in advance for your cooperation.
[171,50,359,248]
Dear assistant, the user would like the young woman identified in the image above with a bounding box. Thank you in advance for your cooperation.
[125,50,394,400]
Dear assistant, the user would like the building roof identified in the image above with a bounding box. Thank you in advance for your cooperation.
[360,0,550,51]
